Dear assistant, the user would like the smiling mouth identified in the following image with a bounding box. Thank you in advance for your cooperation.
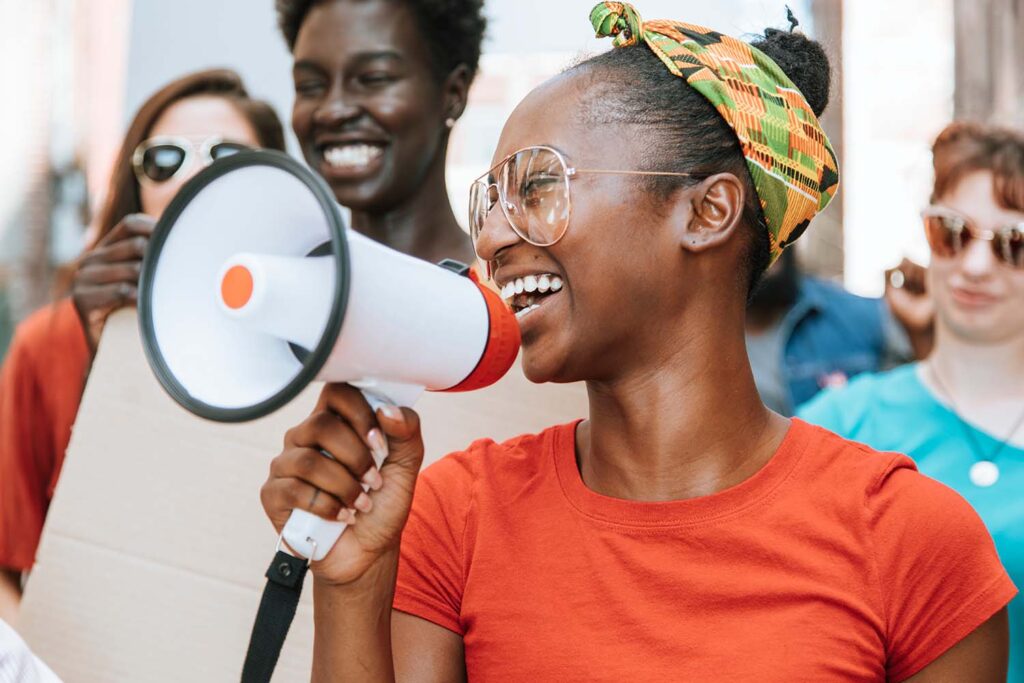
[319,143,385,171]
[499,273,564,319]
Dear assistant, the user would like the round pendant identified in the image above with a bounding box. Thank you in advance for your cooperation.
[970,461,1000,488]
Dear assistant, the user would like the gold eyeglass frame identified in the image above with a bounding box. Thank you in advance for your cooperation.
[470,145,694,250]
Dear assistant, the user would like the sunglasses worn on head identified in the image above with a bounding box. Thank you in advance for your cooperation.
[469,145,693,254]
[132,136,250,184]
[922,206,1024,269]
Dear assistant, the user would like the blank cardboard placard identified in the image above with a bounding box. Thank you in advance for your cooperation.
[19,309,587,681]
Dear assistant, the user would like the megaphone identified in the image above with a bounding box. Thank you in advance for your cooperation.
[138,150,520,559]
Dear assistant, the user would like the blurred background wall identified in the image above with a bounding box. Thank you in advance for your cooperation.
[0,0,1021,360]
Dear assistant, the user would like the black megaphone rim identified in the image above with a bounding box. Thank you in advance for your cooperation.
[137,149,350,422]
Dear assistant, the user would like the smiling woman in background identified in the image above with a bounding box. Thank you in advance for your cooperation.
[801,121,1024,680]
[0,69,285,623]
[276,0,484,264]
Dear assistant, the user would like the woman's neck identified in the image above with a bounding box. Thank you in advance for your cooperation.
[576,304,788,502]
[349,153,474,265]
[924,323,1024,446]
[928,324,1024,403]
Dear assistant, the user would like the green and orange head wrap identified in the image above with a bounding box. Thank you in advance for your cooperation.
[590,2,840,262]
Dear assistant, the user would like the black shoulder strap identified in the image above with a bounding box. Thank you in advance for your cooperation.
[240,550,309,683]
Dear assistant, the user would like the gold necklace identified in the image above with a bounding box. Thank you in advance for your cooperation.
[928,363,1024,488]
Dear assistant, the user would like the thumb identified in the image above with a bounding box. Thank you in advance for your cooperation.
[375,405,424,474]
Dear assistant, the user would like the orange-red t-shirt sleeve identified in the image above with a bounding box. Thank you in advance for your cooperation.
[394,446,480,636]
[0,300,89,571]
[0,320,57,571]
[868,457,1017,681]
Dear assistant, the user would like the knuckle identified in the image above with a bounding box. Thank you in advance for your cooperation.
[294,449,321,477]
[310,410,339,434]
[269,452,287,476]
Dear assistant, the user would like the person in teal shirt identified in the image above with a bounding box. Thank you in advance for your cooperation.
[801,121,1024,680]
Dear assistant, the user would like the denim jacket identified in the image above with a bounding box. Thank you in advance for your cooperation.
[762,277,911,415]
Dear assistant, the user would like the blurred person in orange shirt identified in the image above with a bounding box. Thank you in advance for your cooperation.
[0,69,286,622]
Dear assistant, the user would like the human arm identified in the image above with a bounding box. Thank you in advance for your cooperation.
[870,464,1016,681]
[0,322,58,605]
[902,608,1008,683]
[0,570,19,626]
[261,383,465,682]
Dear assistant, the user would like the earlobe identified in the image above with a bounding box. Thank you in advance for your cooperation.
[443,64,472,126]
[678,173,746,254]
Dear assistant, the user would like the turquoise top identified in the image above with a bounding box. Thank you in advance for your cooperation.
[799,363,1024,680]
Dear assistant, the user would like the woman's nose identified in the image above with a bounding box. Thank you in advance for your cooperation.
[959,234,998,278]
[473,191,522,262]
[313,86,361,127]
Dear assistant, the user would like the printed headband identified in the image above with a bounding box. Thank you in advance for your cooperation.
[590,2,840,261]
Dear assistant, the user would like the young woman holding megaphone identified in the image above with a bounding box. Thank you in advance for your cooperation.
[260,4,1013,681]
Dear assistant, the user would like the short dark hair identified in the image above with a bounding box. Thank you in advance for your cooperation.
[573,27,831,296]
[276,0,487,80]
[94,69,286,245]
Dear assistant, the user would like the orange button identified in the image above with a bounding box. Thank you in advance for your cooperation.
[221,265,254,310]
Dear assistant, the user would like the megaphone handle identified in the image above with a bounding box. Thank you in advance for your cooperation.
[279,382,423,561]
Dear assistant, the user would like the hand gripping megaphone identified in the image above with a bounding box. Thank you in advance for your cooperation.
[137,150,520,561]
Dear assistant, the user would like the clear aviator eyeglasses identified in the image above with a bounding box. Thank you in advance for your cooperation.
[469,145,694,253]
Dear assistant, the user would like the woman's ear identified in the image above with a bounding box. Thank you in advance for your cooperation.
[673,173,746,254]
[442,64,472,125]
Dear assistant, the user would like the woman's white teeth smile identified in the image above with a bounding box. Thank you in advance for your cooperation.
[500,273,564,318]
[323,143,383,169]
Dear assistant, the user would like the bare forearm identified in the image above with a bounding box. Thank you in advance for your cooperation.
[312,551,399,683]
[0,569,22,626]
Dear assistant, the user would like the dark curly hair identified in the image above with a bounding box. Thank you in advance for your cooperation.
[276,0,487,81]
[573,27,831,296]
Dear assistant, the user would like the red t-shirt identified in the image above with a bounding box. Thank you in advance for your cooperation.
[395,419,1016,681]
[0,299,90,571]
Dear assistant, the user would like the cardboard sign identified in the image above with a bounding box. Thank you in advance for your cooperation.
[19,309,587,681]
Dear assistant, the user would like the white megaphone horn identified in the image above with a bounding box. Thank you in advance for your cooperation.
[138,150,520,560]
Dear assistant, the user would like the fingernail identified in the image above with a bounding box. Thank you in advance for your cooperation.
[379,404,404,423]
[361,466,384,491]
[367,428,389,464]
[354,492,373,514]
[336,508,357,525]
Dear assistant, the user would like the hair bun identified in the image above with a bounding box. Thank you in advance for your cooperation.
[751,27,831,117]
[591,2,644,47]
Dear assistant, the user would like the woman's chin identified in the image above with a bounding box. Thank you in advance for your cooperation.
[520,345,573,385]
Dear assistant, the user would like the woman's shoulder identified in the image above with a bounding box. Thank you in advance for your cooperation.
[9,299,86,361]
[419,422,575,490]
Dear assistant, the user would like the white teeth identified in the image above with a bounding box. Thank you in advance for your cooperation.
[323,144,383,168]
[515,303,540,320]
[499,273,564,306]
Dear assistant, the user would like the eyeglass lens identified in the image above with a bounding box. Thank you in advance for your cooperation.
[925,214,1024,268]
[471,147,571,248]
